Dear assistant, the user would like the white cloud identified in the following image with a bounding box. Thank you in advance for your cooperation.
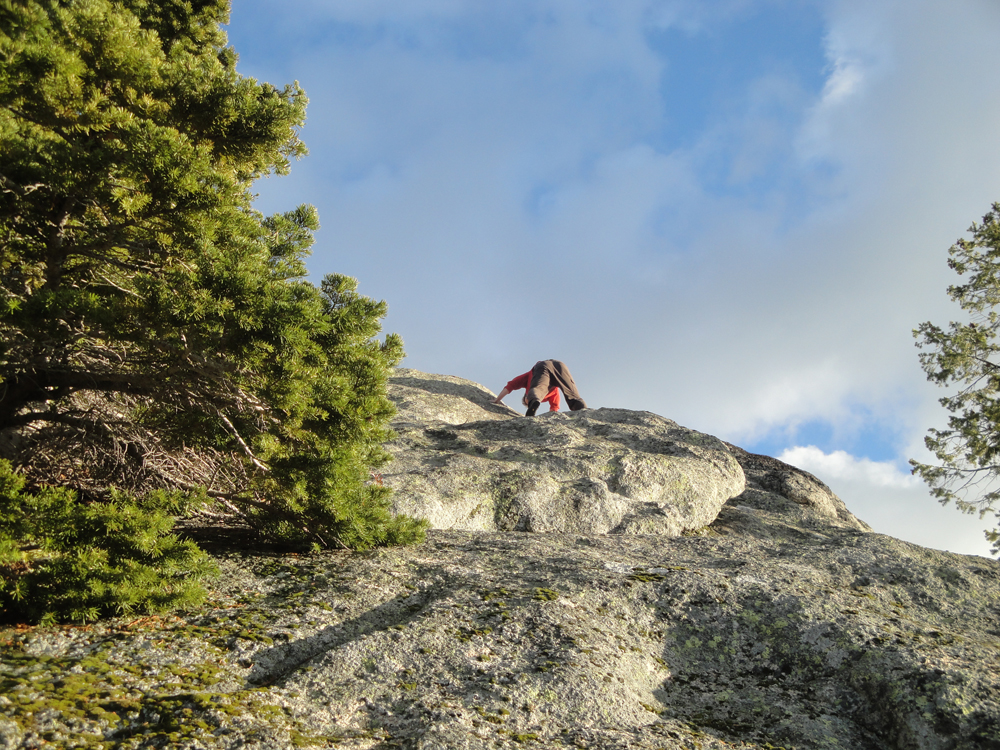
[778,445,917,488]
[820,57,863,104]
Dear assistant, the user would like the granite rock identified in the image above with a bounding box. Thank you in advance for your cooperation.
[722,441,870,533]
[2,527,996,750]
[0,370,997,750]
[385,369,746,537]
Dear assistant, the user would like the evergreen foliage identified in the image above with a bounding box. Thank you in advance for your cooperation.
[0,459,216,624]
[913,202,1000,554]
[0,0,426,620]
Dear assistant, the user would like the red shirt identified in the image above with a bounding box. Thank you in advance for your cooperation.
[505,372,560,411]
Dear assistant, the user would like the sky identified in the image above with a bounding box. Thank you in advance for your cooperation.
[225,0,1000,557]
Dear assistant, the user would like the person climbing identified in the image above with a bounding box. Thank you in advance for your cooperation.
[492,360,588,416]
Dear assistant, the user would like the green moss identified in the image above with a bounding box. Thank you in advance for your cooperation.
[480,588,511,601]
[454,625,493,642]
[628,572,666,583]
[532,588,559,601]
[290,728,346,747]
[0,625,307,750]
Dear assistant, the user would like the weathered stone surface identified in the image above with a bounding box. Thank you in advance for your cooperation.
[386,369,746,537]
[3,527,997,750]
[723,441,870,532]
[1,369,998,750]
[389,370,515,428]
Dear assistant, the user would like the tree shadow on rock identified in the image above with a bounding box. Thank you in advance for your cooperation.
[245,581,449,688]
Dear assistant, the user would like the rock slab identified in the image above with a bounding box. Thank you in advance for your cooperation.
[1,369,997,750]
[2,526,997,750]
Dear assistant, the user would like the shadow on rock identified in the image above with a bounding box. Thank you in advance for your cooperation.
[245,576,450,688]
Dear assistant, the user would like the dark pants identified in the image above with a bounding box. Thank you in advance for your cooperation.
[526,360,587,411]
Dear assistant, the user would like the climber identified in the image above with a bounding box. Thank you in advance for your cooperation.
[492,360,588,416]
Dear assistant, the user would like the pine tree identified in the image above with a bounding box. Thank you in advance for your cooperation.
[913,202,1000,555]
[0,1,425,620]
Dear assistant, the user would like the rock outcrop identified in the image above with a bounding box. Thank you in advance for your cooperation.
[1,370,997,750]
[722,442,869,532]
[386,369,746,536]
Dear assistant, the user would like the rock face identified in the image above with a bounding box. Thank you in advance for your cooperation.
[1,369,998,750]
[721,441,871,534]
[386,369,746,536]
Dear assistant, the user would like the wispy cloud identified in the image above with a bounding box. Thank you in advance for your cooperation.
[778,445,918,489]
[228,0,1000,555]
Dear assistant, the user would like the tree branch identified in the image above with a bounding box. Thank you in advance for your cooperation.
[218,413,269,472]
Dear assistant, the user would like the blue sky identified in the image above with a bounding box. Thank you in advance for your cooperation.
[226,0,1000,556]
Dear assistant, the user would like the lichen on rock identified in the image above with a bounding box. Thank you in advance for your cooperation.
[1,369,997,750]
